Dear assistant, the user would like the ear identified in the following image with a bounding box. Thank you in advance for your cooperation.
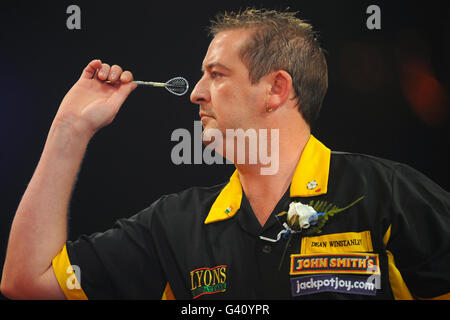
[266,70,293,111]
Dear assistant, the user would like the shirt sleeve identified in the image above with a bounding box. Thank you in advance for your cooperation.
[52,200,166,299]
[386,163,450,299]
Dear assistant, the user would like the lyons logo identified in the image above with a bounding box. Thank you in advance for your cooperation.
[190,265,227,299]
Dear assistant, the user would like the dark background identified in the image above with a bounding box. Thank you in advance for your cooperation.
[1,0,449,299]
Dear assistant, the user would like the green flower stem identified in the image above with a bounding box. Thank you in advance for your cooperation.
[326,195,365,216]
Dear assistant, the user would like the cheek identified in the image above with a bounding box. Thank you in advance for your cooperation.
[211,81,262,128]
[237,86,265,121]
[216,81,238,101]
[211,82,236,117]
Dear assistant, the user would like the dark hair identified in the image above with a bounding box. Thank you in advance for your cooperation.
[209,8,328,126]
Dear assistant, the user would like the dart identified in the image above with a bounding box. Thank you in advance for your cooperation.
[106,76,189,96]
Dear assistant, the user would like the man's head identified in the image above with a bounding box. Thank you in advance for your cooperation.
[191,8,328,129]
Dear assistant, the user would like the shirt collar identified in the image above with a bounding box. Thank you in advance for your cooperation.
[204,134,331,224]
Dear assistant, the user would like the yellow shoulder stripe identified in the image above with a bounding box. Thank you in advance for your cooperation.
[383,225,413,300]
[161,282,175,300]
[51,244,88,300]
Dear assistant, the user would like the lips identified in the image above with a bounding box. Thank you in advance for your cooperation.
[199,112,214,119]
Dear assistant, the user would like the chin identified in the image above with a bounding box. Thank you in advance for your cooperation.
[202,126,225,149]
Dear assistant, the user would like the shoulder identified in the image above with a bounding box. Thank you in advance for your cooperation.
[130,182,228,227]
[330,150,417,181]
[329,150,447,195]
[158,182,227,210]
[328,151,412,195]
[332,150,438,179]
[331,150,400,171]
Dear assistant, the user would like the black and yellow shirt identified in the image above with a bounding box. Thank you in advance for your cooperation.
[52,135,450,300]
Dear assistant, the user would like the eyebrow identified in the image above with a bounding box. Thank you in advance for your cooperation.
[201,62,231,73]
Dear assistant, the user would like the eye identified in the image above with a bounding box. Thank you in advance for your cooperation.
[211,71,223,79]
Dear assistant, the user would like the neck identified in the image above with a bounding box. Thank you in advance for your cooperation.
[235,125,310,226]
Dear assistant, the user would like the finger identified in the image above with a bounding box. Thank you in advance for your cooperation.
[120,70,134,83]
[108,65,123,82]
[97,63,111,81]
[80,59,102,79]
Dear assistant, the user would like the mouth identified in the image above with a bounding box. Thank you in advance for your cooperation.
[199,112,215,119]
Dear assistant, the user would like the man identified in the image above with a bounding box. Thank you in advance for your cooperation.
[1,8,449,300]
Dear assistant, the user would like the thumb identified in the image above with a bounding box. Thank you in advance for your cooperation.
[109,81,138,110]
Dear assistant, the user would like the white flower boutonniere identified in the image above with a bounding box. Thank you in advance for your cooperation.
[287,202,320,230]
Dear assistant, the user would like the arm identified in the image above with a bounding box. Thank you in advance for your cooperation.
[387,164,450,299]
[0,60,137,299]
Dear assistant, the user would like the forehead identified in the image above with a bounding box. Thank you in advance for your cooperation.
[202,29,252,70]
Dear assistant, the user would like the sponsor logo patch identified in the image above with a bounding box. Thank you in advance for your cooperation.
[291,274,377,296]
[189,265,227,299]
[290,253,380,275]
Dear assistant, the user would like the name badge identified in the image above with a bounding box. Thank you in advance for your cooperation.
[301,231,373,254]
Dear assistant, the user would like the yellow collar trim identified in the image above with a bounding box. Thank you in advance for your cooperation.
[204,170,242,224]
[290,135,331,197]
[204,135,331,224]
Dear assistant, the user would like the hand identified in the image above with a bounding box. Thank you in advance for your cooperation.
[55,59,137,135]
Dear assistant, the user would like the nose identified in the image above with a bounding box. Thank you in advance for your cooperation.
[190,75,210,105]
